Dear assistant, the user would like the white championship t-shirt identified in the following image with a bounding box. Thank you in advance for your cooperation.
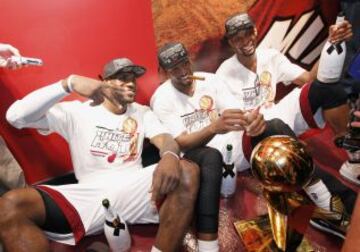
[216,48,305,111]
[151,71,249,170]
[41,101,167,182]
[151,71,241,139]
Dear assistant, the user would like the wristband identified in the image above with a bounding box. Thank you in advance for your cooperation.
[66,75,75,93]
[162,150,180,160]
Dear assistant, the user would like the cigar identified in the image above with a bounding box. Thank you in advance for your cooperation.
[188,75,205,81]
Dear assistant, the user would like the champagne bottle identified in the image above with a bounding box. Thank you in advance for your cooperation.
[317,12,346,83]
[102,199,131,252]
[221,144,237,198]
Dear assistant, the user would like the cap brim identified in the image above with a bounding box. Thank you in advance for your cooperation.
[226,23,255,38]
[160,57,188,70]
[104,65,146,79]
[120,65,146,77]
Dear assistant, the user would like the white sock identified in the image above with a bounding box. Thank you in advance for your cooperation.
[151,246,162,252]
[304,179,331,210]
[198,239,219,252]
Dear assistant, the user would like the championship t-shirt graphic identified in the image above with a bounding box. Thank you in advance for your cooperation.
[259,71,274,105]
[90,117,139,163]
[181,95,218,133]
[240,70,274,111]
[241,75,261,111]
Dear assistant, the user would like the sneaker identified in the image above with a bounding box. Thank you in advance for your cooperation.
[339,161,360,186]
[310,195,349,239]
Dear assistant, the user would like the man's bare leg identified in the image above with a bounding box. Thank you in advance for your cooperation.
[154,159,200,251]
[323,104,350,137]
[0,188,49,252]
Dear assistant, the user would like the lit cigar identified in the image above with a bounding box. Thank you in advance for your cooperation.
[188,75,205,81]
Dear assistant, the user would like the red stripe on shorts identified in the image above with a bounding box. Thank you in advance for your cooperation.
[35,185,85,244]
[299,83,319,129]
[242,133,252,162]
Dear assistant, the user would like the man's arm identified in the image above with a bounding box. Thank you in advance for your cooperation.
[151,133,180,157]
[149,133,181,203]
[292,61,319,86]
[175,109,245,151]
[6,75,122,130]
[176,109,265,151]
[175,124,217,152]
[6,80,70,130]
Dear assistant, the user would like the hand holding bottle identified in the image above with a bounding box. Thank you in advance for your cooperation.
[317,13,349,83]
[329,19,352,44]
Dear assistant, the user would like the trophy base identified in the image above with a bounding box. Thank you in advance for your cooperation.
[234,215,320,252]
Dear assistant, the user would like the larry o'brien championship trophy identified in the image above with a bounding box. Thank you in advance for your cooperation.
[250,136,315,252]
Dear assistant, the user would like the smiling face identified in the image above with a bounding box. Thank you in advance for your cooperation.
[228,27,257,57]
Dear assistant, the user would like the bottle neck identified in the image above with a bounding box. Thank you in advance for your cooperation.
[224,150,233,165]
[105,207,118,220]
[335,15,345,24]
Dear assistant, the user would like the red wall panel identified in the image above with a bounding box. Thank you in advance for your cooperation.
[0,0,158,183]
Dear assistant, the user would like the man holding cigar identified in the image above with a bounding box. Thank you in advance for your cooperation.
[152,42,267,173]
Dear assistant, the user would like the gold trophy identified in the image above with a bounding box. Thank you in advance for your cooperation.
[250,136,315,252]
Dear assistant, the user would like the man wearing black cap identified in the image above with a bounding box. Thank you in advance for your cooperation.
[216,12,355,240]
[1,58,200,252]
[217,12,353,135]
[151,42,270,252]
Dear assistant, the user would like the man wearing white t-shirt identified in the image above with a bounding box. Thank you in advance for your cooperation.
[216,12,354,240]
[217,12,353,137]
[0,58,199,252]
[151,42,303,252]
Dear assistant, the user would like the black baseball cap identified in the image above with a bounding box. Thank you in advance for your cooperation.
[225,13,255,38]
[158,42,188,70]
[102,58,146,80]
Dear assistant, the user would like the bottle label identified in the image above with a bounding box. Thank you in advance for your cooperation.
[223,163,235,178]
[105,218,125,236]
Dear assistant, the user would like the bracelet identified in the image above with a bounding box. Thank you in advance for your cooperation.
[162,151,180,160]
[66,75,75,93]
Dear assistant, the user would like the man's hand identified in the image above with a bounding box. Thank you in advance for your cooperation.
[150,153,181,203]
[351,111,360,128]
[211,109,248,134]
[0,43,21,69]
[244,108,266,136]
[329,20,353,44]
[62,75,126,106]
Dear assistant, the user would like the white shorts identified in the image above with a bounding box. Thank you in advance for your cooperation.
[36,164,159,245]
[262,85,325,135]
